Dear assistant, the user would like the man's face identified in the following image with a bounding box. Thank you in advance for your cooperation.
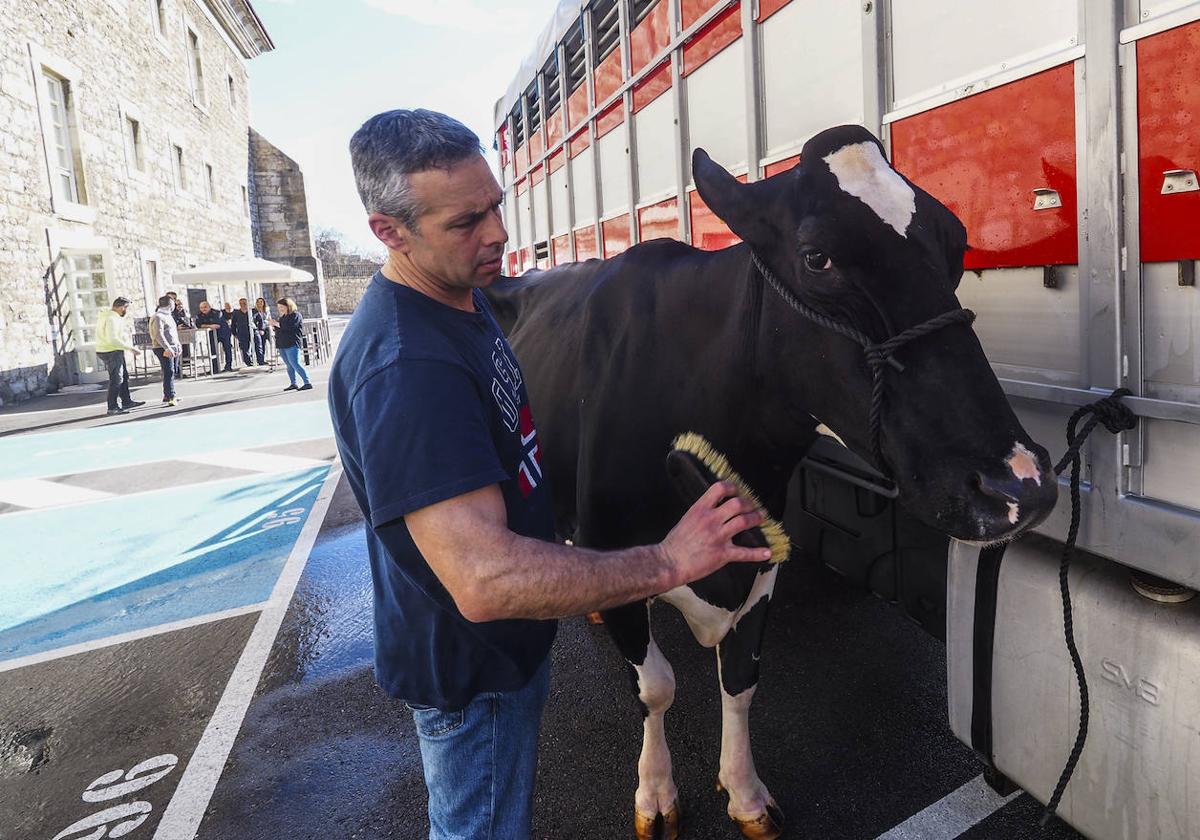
[114,304,128,316]
[223,303,232,312]
[389,155,508,289]
[239,300,248,311]
[199,302,211,314]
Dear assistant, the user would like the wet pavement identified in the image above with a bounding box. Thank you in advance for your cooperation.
[0,333,1084,840]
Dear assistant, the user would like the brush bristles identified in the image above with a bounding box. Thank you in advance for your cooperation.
[670,432,791,564]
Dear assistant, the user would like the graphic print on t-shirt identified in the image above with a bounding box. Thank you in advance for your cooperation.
[490,338,543,497]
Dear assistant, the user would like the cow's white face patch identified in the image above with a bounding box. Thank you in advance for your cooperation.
[1007,442,1042,486]
[1007,502,1020,525]
[823,141,916,238]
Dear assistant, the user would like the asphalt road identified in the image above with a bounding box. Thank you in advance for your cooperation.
[0,320,1085,840]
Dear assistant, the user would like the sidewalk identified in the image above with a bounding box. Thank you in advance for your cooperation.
[0,315,349,438]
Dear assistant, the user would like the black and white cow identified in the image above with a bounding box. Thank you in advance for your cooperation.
[485,125,1059,840]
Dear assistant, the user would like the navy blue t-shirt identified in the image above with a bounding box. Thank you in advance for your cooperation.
[328,273,557,710]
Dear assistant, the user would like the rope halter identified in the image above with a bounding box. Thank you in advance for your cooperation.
[749,250,976,475]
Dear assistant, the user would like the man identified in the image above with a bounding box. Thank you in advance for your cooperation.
[167,292,192,378]
[330,109,771,839]
[195,300,233,374]
[95,297,145,416]
[148,294,182,406]
[230,298,255,366]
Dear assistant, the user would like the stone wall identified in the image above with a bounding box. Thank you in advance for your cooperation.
[321,244,378,313]
[0,0,271,404]
[250,129,326,320]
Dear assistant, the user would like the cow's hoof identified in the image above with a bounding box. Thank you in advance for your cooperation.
[729,801,783,840]
[715,783,783,840]
[634,802,681,840]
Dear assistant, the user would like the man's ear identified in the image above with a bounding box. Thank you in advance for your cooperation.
[369,213,413,254]
[692,148,787,244]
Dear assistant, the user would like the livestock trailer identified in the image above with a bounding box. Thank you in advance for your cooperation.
[492,1,1200,837]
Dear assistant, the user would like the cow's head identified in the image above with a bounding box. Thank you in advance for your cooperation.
[693,124,1057,543]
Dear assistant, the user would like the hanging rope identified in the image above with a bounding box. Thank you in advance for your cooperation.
[750,251,975,473]
[1039,387,1138,826]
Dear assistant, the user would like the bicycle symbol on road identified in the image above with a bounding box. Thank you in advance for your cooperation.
[51,753,178,840]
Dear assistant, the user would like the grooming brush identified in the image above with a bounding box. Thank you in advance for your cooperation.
[666,432,791,563]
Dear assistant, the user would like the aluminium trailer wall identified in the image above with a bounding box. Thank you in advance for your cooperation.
[494,0,1200,595]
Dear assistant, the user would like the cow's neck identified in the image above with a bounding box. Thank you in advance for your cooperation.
[683,244,820,510]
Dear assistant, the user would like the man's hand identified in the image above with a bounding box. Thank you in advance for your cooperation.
[164,348,175,358]
[658,481,771,589]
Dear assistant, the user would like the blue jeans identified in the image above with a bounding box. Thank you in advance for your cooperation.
[278,345,309,386]
[152,348,176,399]
[409,658,550,840]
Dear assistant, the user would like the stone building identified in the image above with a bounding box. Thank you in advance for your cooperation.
[250,128,326,320]
[0,0,312,405]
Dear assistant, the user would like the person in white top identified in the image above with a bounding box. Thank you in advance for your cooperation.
[148,295,183,407]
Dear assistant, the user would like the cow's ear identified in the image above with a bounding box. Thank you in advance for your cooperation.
[693,149,781,243]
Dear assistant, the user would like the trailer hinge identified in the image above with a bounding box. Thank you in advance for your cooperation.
[1122,354,1130,378]
[1119,151,1126,175]
[1121,246,1128,272]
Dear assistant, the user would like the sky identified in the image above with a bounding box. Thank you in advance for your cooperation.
[247,0,564,255]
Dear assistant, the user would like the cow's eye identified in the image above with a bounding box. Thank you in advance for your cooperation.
[802,250,833,272]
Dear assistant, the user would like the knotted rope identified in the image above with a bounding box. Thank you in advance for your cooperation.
[1040,388,1138,826]
[750,251,975,473]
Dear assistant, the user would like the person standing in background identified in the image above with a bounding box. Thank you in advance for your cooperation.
[148,295,182,406]
[231,298,255,366]
[254,297,271,364]
[95,297,146,416]
[271,297,311,391]
[169,293,193,377]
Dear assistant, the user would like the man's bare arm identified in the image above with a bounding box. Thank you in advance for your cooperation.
[401,482,771,622]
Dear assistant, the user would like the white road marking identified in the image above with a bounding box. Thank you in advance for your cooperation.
[0,443,332,518]
[152,463,342,840]
[874,774,1018,840]
[0,478,115,508]
[0,602,269,673]
[175,448,326,474]
[823,141,916,238]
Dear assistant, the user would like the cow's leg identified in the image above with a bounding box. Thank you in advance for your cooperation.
[604,600,681,840]
[715,566,783,840]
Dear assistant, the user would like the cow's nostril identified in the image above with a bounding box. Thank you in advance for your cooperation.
[974,471,1020,504]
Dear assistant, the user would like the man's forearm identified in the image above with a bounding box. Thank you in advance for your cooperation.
[473,532,676,621]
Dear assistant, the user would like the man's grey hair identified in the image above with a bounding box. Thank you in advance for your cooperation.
[350,109,483,230]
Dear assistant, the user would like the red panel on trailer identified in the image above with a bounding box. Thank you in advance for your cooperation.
[498,124,510,168]
[594,49,623,108]
[515,144,527,179]
[548,147,566,175]
[515,177,527,196]
[638,197,681,241]
[552,234,571,265]
[756,0,791,22]
[682,0,722,30]
[890,64,1078,270]
[568,85,589,132]
[683,4,741,77]
[1137,21,1200,262]
[531,165,544,186]
[631,1,671,77]
[602,214,632,257]
[596,101,624,138]
[633,60,672,112]
[575,226,599,260]
[520,246,533,272]
[764,154,801,177]
[547,110,564,148]
[530,129,544,163]
[506,252,518,275]
[569,128,591,158]
[688,175,746,251]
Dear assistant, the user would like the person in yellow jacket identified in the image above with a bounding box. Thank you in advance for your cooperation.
[95,296,145,416]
